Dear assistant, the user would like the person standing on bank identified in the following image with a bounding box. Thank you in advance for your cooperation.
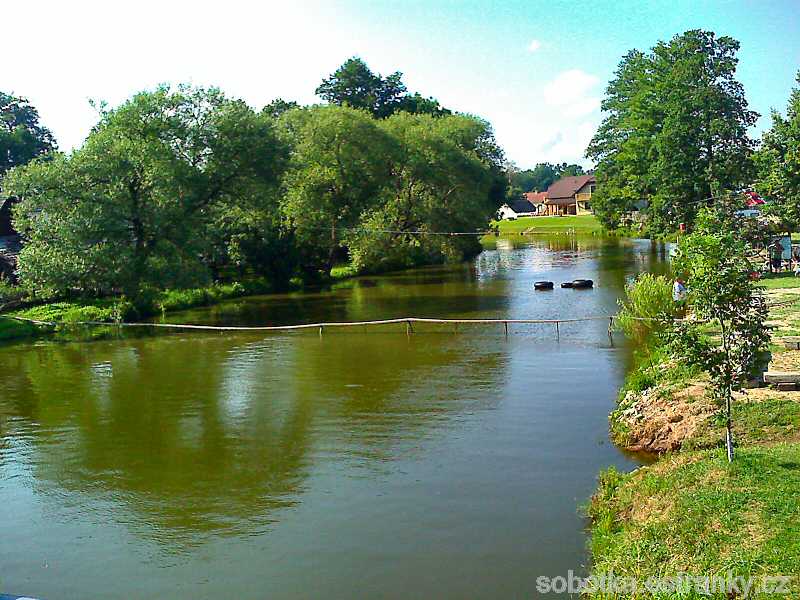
[673,277,687,317]
[769,239,784,273]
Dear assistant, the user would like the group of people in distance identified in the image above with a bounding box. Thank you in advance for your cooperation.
[764,238,800,277]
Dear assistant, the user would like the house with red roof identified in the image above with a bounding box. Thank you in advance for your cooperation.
[543,175,596,216]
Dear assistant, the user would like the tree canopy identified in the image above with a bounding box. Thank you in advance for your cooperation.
[755,71,800,232]
[586,30,757,232]
[0,92,56,180]
[316,57,449,118]
[4,81,502,303]
[6,86,287,300]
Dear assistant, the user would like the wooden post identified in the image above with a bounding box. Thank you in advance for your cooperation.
[504,321,508,337]
[555,321,560,340]
[406,320,412,337]
[319,325,323,337]
[608,316,614,345]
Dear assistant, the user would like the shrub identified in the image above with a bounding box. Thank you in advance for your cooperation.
[616,273,676,346]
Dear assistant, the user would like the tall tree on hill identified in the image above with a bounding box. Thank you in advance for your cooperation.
[0,92,56,181]
[587,30,757,232]
[755,71,800,232]
[316,57,449,119]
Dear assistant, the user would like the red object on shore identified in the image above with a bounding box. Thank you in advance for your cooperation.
[679,223,686,232]
[745,191,765,206]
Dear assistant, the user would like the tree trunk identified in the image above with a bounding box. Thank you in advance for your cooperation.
[327,218,337,274]
[725,387,734,463]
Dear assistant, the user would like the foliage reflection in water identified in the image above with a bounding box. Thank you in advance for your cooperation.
[0,235,669,599]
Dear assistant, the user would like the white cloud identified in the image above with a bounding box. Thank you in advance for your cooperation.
[527,39,542,53]
[484,69,602,168]
[542,69,599,107]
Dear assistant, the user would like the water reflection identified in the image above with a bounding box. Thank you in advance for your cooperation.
[0,235,669,599]
[0,331,507,547]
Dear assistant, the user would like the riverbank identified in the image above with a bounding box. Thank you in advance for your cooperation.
[588,278,800,596]
[0,279,274,342]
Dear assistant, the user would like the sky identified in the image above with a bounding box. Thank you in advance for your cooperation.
[4,0,800,169]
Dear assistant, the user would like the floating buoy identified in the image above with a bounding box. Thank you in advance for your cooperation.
[534,281,554,290]
[571,279,594,289]
[560,282,573,288]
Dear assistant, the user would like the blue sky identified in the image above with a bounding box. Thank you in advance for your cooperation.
[5,0,799,168]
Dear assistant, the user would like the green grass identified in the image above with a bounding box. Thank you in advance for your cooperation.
[0,317,42,341]
[0,279,275,342]
[588,444,800,598]
[759,272,800,290]
[493,214,603,234]
[685,396,800,451]
[330,264,360,280]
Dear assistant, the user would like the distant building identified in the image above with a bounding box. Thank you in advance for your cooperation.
[543,175,596,216]
[524,191,548,213]
[497,191,549,220]
[497,197,537,220]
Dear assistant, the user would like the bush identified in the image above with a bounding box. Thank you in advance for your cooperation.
[616,273,676,345]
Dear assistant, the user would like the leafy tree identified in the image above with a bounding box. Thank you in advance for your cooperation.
[554,162,585,178]
[6,86,286,301]
[316,57,449,119]
[263,98,300,119]
[279,105,397,273]
[395,93,450,117]
[668,207,769,461]
[755,71,800,232]
[527,163,558,192]
[316,58,406,118]
[0,92,56,181]
[346,113,495,272]
[587,30,757,232]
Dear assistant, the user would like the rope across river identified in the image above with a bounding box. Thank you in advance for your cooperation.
[6,314,621,333]
[4,295,792,335]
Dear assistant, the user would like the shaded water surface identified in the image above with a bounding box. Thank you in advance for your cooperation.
[0,236,668,599]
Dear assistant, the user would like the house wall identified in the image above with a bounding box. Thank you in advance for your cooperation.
[497,205,518,220]
[574,182,595,215]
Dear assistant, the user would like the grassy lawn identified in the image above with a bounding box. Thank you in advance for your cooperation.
[588,444,800,598]
[760,271,800,290]
[592,283,800,595]
[493,214,603,234]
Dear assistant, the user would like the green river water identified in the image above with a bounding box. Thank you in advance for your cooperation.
[0,235,669,599]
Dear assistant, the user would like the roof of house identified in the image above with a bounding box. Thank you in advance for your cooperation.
[508,198,536,213]
[545,175,596,201]
[524,191,548,204]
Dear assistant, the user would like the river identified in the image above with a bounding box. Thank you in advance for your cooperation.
[0,235,668,599]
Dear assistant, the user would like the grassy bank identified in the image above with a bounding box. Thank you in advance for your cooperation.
[492,214,603,235]
[0,279,273,342]
[589,274,800,596]
[589,445,800,597]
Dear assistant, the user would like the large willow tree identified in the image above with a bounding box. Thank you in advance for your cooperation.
[587,30,757,233]
[6,86,286,300]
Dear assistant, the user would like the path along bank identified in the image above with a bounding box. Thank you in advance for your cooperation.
[587,275,800,597]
